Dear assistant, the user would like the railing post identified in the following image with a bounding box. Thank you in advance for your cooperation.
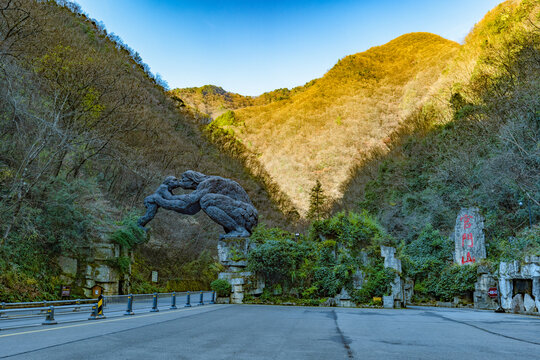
[185,291,191,307]
[124,294,134,315]
[73,299,81,312]
[0,302,5,318]
[42,306,57,325]
[210,291,215,304]
[198,291,204,306]
[88,295,106,320]
[150,293,159,312]
[170,292,177,310]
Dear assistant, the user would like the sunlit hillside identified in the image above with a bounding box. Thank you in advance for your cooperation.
[169,84,310,119]
[202,32,460,213]
[335,0,539,242]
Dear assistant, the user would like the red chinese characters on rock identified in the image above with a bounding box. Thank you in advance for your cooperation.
[460,215,473,229]
[460,214,475,264]
[462,233,473,248]
[462,252,475,264]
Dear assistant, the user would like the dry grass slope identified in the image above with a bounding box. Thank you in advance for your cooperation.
[215,33,460,213]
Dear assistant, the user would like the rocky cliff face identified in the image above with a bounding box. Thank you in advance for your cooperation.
[58,240,132,297]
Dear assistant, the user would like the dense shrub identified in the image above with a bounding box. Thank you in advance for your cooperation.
[247,239,309,287]
[110,215,148,250]
[353,265,395,304]
[403,224,477,301]
[311,211,394,253]
[247,212,394,303]
[488,226,540,262]
[211,279,232,297]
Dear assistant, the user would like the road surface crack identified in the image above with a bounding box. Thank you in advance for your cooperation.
[332,310,354,359]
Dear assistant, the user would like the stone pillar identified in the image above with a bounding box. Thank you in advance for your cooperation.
[533,277,540,313]
[380,246,404,307]
[217,237,263,304]
[473,265,497,309]
[499,261,514,310]
[454,208,486,265]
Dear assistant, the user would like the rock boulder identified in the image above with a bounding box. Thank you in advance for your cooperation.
[523,293,537,312]
[511,294,524,313]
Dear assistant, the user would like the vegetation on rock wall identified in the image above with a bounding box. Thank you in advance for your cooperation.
[247,212,397,305]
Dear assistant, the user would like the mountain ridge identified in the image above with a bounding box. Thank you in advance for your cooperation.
[182,31,460,214]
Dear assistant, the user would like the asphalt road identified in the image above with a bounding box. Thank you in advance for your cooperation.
[0,304,539,359]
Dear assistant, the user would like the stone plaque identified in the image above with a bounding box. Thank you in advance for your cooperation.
[454,207,486,265]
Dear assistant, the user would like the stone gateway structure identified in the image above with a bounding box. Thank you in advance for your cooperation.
[454,208,486,265]
[217,237,264,304]
[138,171,258,238]
[498,257,540,314]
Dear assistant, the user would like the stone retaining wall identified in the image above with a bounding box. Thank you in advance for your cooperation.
[57,239,132,297]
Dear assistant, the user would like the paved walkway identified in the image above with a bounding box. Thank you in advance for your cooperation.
[1,305,539,359]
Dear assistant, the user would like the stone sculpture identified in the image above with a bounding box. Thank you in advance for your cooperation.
[138,170,258,238]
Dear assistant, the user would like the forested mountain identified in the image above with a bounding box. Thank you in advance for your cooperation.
[187,0,539,245]
[0,0,295,300]
[169,84,310,120]
[335,0,539,244]
[191,33,460,213]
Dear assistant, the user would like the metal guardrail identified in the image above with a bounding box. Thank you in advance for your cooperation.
[0,298,95,310]
[0,291,216,330]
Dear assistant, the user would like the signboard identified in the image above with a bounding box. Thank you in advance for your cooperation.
[454,208,487,265]
[151,271,158,283]
[61,285,71,297]
[488,287,498,298]
[92,285,102,298]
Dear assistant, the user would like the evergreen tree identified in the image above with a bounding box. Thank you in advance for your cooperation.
[307,179,328,221]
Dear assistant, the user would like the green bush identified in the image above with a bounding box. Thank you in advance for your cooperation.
[431,264,477,301]
[488,226,540,262]
[352,264,395,304]
[310,211,394,253]
[402,224,453,280]
[110,215,147,250]
[247,238,309,287]
[402,224,479,301]
[211,279,232,297]
[247,212,395,304]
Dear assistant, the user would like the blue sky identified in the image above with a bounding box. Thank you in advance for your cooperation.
[76,0,502,96]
